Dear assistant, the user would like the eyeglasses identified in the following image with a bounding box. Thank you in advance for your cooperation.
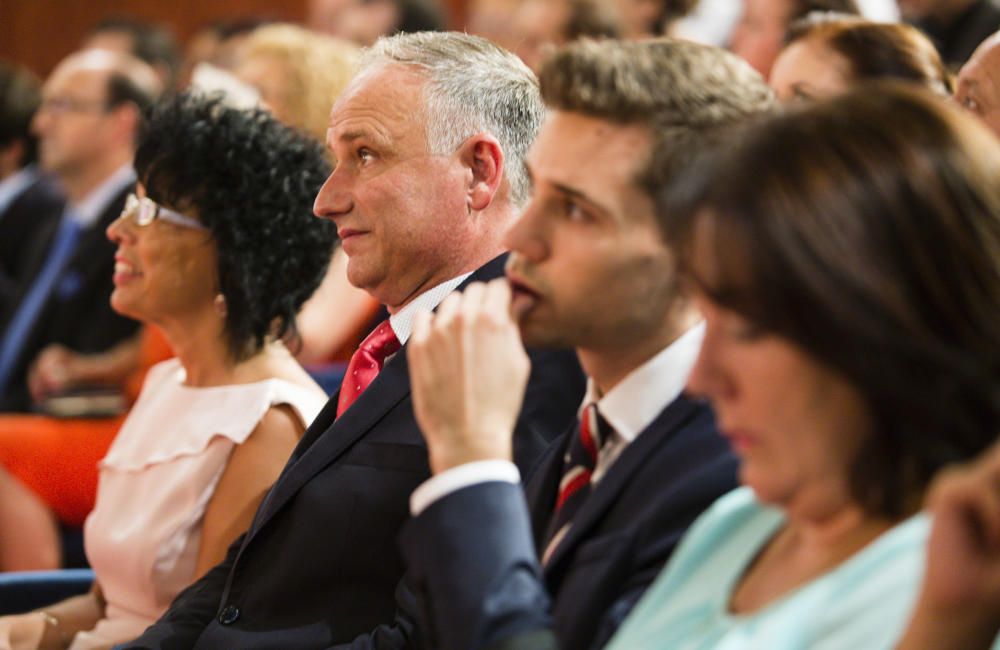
[121,194,208,231]
[38,96,108,116]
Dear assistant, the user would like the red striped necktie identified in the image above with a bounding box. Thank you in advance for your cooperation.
[336,319,401,417]
[542,402,611,564]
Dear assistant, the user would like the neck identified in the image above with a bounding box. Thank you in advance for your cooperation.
[60,149,131,202]
[156,308,239,387]
[577,303,701,396]
[778,498,895,569]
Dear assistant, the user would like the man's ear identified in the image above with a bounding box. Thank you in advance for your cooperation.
[458,132,505,212]
[106,101,141,150]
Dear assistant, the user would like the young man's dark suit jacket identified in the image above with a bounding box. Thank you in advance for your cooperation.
[0,173,64,319]
[0,184,140,412]
[123,253,586,650]
[400,393,738,650]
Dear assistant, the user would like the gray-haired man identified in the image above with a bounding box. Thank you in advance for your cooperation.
[125,31,585,649]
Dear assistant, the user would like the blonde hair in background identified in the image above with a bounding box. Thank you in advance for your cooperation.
[240,24,359,142]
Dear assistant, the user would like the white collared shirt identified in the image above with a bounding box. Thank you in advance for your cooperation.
[67,165,135,229]
[388,272,472,345]
[410,322,707,515]
[0,166,41,217]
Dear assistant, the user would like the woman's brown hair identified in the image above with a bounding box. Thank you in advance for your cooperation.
[662,83,1000,517]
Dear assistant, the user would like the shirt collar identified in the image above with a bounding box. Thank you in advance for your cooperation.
[389,272,473,344]
[582,321,705,444]
[0,166,41,216]
[67,165,135,229]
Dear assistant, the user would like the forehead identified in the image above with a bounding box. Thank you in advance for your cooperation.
[960,44,1000,96]
[529,110,651,192]
[328,63,428,144]
[44,60,109,98]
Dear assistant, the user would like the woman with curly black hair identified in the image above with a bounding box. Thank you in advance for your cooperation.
[0,92,336,649]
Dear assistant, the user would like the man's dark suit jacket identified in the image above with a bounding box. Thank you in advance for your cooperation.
[124,254,586,649]
[0,173,64,323]
[400,394,738,650]
[0,184,140,412]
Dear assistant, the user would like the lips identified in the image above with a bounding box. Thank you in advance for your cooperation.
[113,256,140,284]
[720,427,756,453]
[506,272,542,320]
[337,227,369,253]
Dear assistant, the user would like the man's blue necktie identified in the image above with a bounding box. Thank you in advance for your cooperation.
[0,211,83,395]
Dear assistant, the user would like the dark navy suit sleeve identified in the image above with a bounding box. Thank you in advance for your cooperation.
[117,533,242,649]
[400,481,553,650]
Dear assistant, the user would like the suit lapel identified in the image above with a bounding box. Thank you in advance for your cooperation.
[251,348,412,535]
[250,253,511,537]
[542,395,703,575]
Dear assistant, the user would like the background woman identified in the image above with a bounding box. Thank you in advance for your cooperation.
[0,92,336,648]
[769,14,952,101]
[607,84,1000,647]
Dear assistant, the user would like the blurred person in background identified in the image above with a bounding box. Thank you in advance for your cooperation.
[899,0,1000,67]
[616,0,697,37]
[512,0,621,71]
[956,30,1000,137]
[0,61,63,317]
[0,92,335,648]
[235,24,382,367]
[83,17,181,92]
[769,15,952,101]
[0,50,160,414]
[308,0,445,46]
[728,0,859,77]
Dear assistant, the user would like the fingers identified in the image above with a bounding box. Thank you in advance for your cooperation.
[929,448,1000,549]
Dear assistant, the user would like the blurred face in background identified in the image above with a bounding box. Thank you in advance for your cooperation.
[769,37,851,101]
[616,0,666,38]
[308,0,398,46]
[513,0,571,71]
[956,37,1000,139]
[729,0,793,77]
[32,58,115,179]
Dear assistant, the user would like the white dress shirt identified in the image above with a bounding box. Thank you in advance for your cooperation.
[388,272,471,345]
[410,322,707,515]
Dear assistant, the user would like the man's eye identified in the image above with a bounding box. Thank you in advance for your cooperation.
[564,199,588,222]
[962,95,981,113]
[358,147,374,162]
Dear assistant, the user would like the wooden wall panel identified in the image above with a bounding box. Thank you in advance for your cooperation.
[0,0,471,79]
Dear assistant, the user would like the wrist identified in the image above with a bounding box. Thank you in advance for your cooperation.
[429,437,512,474]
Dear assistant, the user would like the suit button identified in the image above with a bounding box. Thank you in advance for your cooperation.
[218,605,240,625]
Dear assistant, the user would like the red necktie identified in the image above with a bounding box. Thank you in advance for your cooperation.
[542,402,611,564]
[336,319,401,417]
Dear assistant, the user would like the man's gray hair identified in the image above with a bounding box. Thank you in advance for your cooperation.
[359,31,544,207]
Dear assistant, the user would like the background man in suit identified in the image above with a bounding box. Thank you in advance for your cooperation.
[126,32,584,649]
[402,39,774,650]
[0,49,161,412]
[0,60,63,319]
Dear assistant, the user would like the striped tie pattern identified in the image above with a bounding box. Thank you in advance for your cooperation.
[542,402,610,564]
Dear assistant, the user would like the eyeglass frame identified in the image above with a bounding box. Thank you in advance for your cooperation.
[120,193,208,231]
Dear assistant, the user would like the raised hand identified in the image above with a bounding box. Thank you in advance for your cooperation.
[898,440,1000,649]
[408,279,531,475]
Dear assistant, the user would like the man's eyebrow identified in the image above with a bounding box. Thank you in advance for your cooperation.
[551,180,612,216]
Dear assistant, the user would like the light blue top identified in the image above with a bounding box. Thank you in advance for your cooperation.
[607,487,930,650]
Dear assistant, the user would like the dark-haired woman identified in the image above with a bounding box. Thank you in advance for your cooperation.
[769,15,951,101]
[606,84,1000,648]
[0,93,336,649]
